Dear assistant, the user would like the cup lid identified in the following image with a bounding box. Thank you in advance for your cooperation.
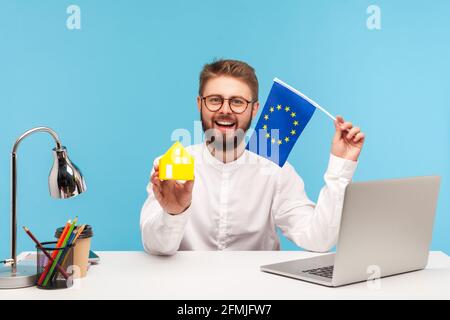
[55,224,93,239]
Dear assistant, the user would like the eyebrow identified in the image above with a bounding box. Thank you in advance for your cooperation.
[204,94,252,100]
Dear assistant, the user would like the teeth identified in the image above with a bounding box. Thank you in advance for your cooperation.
[216,121,234,126]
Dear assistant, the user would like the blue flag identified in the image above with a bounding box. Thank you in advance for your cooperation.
[247,78,328,167]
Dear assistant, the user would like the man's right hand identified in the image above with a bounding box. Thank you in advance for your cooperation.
[150,164,194,215]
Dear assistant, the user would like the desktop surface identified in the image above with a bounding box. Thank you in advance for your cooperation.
[1,251,449,299]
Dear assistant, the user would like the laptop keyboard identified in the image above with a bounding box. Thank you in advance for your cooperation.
[302,265,334,278]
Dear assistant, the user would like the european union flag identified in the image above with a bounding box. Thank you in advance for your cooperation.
[247,78,322,167]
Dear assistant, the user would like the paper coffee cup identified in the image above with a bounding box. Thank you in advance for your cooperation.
[55,225,93,278]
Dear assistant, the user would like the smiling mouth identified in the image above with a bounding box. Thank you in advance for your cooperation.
[214,120,236,129]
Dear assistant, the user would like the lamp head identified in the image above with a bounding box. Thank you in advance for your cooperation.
[49,146,86,199]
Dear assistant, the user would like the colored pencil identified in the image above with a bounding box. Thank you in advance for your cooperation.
[58,224,86,272]
[22,227,69,280]
[50,228,76,281]
[37,219,72,285]
[43,217,78,286]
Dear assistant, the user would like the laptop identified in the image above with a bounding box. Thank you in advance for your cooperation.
[261,176,441,287]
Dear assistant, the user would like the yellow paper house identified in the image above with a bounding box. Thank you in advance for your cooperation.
[159,142,194,180]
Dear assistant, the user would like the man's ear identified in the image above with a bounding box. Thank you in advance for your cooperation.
[197,96,202,112]
[251,101,260,119]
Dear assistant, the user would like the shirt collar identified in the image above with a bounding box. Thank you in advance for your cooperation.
[200,142,249,171]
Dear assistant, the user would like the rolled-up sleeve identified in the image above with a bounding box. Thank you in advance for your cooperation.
[272,154,358,252]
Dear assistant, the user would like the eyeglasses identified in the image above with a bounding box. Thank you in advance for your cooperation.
[201,95,256,114]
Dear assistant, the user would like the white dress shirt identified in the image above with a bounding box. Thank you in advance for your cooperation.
[140,143,357,255]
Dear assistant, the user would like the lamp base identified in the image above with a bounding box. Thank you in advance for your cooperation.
[0,263,37,289]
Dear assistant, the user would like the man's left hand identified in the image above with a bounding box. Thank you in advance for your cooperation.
[331,115,365,161]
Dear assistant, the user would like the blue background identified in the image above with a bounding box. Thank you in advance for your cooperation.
[0,0,448,258]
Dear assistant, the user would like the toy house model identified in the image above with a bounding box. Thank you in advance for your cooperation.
[159,141,194,180]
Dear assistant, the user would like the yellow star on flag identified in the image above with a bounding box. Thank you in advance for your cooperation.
[285,106,290,112]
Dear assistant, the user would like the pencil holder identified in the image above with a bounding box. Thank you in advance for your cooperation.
[36,241,75,289]
[55,225,93,278]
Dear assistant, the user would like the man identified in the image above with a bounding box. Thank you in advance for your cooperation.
[140,59,365,255]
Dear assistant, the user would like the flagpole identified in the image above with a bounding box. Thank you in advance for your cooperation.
[273,78,336,122]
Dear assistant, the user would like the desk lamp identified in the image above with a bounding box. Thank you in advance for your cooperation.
[0,127,86,288]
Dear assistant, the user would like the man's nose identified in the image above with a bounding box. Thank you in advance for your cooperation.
[220,99,233,114]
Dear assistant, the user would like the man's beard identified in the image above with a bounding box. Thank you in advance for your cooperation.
[201,108,252,154]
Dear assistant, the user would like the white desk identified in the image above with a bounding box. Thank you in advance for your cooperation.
[1,251,449,299]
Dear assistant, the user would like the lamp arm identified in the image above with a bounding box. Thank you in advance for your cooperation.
[12,127,62,154]
[10,127,62,273]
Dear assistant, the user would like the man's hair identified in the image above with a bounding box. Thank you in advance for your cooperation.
[199,59,259,101]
